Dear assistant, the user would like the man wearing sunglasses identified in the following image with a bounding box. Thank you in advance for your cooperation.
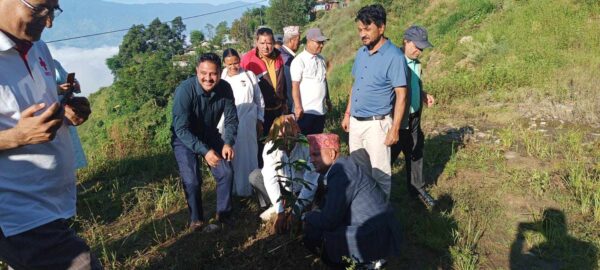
[0,0,99,269]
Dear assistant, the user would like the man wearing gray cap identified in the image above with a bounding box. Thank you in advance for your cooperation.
[391,25,436,207]
[290,28,332,135]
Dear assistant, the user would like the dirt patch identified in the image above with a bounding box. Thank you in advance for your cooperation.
[504,153,545,171]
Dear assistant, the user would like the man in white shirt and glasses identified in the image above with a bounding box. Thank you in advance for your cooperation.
[0,0,100,269]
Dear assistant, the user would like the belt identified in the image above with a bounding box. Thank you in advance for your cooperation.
[265,104,282,111]
[353,115,388,121]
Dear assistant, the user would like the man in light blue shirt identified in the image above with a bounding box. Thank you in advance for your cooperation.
[391,25,436,208]
[0,1,99,268]
[341,4,408,200]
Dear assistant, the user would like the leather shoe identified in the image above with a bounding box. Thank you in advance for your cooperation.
[189,221,203,231]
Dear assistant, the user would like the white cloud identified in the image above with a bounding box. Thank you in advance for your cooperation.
[48,45,119,97]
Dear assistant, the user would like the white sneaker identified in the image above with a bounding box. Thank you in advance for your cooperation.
[372,259,386,270]
[363,259,387,270]
[259,206,277,221]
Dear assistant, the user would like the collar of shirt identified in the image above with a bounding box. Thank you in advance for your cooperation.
[261,54,276,64]
[0,30,17,52]
[0,31,32,54]
[362,38,392,56]
[302,49,319,59]
[323,160,339,186]
[282,45,296,57]
[256,48,278,61]
[404,54,420,66]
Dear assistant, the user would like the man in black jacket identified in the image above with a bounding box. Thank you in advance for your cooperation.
[171,53,238,230]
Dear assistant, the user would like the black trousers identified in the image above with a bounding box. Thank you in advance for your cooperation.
[0,219,102,270]
[391,110,425,193]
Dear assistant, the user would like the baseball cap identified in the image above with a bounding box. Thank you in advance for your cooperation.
[306,28,328,42]
[403,25,433,49]
[274,34,283,44]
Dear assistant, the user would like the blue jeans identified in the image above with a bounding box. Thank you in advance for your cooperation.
[172,137,233,223]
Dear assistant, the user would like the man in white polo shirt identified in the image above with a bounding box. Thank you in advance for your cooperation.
[0,0,98,269]
[291,28,332,135]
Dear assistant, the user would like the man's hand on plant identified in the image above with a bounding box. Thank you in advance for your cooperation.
[275,212,289,234]
[204,149,221,168]
[287,212,303,235]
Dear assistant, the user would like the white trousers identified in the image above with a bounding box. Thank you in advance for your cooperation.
[349,116,392,200]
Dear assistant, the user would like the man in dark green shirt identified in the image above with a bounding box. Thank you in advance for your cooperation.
[391,26,436,208]
[171,53,238,230]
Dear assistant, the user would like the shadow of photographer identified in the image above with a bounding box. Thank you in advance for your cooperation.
[510,208,599,270]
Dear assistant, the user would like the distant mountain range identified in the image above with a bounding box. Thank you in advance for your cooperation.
[43,0,264,48]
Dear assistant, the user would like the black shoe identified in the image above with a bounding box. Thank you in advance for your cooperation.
[417,188,436,208]
[407,185,419,198]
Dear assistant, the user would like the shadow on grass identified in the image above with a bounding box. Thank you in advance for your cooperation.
[387,192,457,269]
[509,208,599,270]
[76,150,179,225]
[422,127,471,186]
[98,209,190,268]
[387,128,471,269]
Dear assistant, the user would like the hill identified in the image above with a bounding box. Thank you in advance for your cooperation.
[42,0,264,48]
[69,0,600,269]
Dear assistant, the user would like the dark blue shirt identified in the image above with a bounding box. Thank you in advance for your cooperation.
[351,39,408,117]
[171,76,238,156]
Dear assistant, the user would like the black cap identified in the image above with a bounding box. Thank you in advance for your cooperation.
[403,25,433,50]
[274,34,283,44]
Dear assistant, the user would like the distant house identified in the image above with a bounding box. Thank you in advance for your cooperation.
[312,0,350,12]
[222,34,238,46]
[201,41,211,48]
[173,60,189,68]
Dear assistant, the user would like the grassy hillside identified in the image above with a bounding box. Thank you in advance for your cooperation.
[63,0,600,269]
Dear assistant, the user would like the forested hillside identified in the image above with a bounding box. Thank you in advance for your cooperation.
[69,0,599,269]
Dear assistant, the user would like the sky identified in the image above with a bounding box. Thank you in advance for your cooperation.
[47,0,262,96]
[49,45,119,97]
[104,0,256,4]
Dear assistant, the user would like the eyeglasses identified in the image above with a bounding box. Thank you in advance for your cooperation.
[19,0,63,18]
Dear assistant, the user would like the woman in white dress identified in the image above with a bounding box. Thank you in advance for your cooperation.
[220,48,265,197]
